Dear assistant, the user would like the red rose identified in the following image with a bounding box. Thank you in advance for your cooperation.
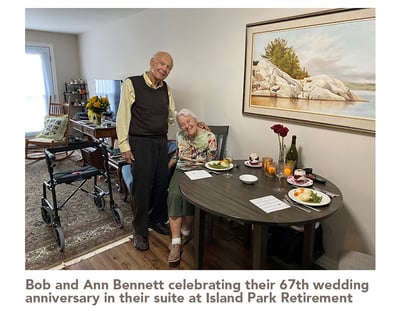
[271,124,289,137]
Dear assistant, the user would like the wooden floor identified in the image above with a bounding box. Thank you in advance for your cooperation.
[63,218,286,270]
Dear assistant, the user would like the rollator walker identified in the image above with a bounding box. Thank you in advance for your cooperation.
[41,141,124,251]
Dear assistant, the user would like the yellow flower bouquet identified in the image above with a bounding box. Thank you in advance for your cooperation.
[86,95,109,114]
[86,96,109,125]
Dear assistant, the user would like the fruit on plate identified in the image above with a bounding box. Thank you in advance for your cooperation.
[220,159,230,167]
[293,188,322,203]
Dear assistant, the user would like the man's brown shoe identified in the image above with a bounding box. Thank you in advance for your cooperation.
[168,244,181,263]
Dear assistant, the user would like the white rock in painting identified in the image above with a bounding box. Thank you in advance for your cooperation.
[252,59,364,101]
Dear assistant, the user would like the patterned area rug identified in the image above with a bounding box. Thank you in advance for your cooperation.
[25,153,133,270]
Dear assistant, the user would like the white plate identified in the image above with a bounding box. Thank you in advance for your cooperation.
[205,161,234,171]
[239,174,258,184]
[244,160,262,168]
[287,175,314,187]
[288,188,331,206]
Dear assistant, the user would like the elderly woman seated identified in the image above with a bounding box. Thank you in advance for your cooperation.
[167,108,217,263]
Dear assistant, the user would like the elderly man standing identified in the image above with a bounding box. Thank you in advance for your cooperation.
[116,51,175,251]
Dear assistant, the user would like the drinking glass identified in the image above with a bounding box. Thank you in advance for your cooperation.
[274,162,286,191]
[223,152,233,178]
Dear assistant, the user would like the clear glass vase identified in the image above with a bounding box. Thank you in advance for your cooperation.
[278,144,286,165]
[95,113,102,126]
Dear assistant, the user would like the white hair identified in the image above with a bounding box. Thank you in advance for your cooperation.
[175,108,198,124]
[152,51,174,68]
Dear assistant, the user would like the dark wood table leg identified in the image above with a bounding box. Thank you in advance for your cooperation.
[252,224,267,269]
[243,223,252,248]
[302,222,316,269]
[194,207,206,269]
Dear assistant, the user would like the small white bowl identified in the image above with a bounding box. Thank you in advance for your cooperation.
[239,174,258,184]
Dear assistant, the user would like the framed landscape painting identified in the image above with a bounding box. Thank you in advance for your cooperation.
[242,8,375,134]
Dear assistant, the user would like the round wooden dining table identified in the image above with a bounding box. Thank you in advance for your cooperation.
[179,160,343,269]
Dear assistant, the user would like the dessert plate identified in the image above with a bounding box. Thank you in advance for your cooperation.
[244,160,262,168]
[287,175,313,187]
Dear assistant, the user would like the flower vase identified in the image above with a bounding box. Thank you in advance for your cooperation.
[278,144,286,165]
[95,113,102,126]
[88,110,95,123]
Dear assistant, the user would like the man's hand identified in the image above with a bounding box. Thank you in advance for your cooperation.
[122,150,135,164]
[197,122,210,131]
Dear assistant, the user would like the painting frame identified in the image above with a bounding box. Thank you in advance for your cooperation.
[242,8,375,135]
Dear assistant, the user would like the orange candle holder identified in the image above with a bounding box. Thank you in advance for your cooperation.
[262,157,273,173]
[266,162,276,177]
[284,163,293,177]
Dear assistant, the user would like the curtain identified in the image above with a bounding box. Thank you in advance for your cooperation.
[25,44,56,135]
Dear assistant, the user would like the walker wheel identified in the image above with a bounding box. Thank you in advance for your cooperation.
[94,195,105,210]
[112,208,124,229]
[41,206,52,225]
[54,227,65,251]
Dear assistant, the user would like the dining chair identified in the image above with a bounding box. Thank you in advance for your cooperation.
[25,96,73,160]
[208,125,229,160]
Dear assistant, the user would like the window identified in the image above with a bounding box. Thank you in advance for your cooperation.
[24,43,58,136]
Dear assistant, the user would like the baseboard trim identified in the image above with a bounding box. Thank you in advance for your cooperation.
[315,255,338,270]
[49,236,131,270]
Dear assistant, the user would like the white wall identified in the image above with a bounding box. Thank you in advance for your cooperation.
[79,8,374,268]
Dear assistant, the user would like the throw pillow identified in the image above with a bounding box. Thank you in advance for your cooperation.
[36,115,68,141]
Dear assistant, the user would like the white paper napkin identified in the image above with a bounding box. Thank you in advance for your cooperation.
[184,170,213,180]
[250,195,290,213]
